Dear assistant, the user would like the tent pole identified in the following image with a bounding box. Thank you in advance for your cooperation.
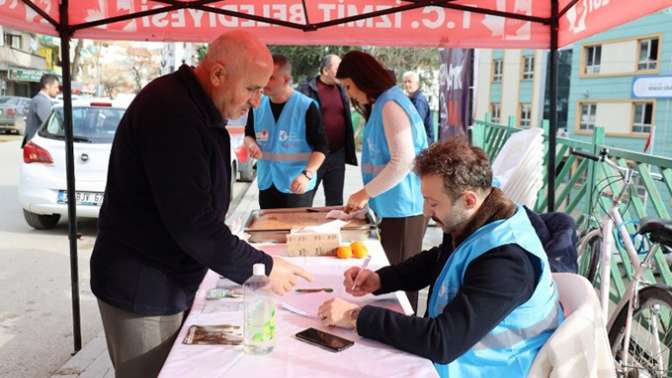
[59,0,82,353]
[547,0,559,212]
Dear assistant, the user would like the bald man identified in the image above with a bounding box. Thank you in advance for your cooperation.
[90,31,312,377]
[403,71,434,144]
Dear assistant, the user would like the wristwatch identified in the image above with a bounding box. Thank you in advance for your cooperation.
[302,169,314,180]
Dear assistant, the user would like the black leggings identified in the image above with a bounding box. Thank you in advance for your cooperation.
[379,214,427,312]
[259,184,315,209]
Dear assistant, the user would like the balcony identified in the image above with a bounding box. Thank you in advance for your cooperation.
[0,45,47,70]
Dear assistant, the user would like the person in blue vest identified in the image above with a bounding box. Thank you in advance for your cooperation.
[318,140,564,378]
[336,51,428,310]
[244,55,328,209]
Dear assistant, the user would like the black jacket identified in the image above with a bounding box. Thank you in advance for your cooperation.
[297,76,358,166]
[90,65,272,316]
[526,208,578,273]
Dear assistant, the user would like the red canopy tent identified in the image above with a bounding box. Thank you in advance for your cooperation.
[1,0,669,353]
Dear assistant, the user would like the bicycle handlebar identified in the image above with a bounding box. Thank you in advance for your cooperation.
[570,149,602,161]
[569,147,636,181]
[567,148,668,184]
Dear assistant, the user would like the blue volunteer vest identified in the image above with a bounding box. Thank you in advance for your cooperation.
[253,92,317,193]
[361,86,427,218]
[428,205,563,378]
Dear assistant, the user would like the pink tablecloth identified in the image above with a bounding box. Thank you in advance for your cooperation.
[159,239,438,378]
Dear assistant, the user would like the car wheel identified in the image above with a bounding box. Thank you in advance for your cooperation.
[23,209,61,230]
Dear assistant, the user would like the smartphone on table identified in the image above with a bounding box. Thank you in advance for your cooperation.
[295,327,355,352]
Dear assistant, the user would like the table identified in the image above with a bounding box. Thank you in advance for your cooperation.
[159,239,438,378]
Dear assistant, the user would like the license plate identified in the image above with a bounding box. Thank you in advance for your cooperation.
[57,191,104,206]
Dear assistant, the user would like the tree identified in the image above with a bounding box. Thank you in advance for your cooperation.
[126,46,160,92]
[196,44,208,63]
[191,44,439,89]
[366,46,439,85]
[268,45,438,86]
[70,39,84,81]
[268,45,356,84]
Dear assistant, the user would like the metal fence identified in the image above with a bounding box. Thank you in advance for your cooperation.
[473,116,672,301]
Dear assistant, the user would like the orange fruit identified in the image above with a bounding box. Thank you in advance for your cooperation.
[336,245,352,259]
[351,241,368,259]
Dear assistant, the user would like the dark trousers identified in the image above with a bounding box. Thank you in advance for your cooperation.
[98,300,184,378]
[314,148,346,206]
[379,214,427,312]
[259,184,315,209]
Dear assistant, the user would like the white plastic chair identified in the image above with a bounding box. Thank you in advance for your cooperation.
[491,127,544,207]
[528,273,616,378]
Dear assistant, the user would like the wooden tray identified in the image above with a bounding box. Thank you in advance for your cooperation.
[243,206,379,243]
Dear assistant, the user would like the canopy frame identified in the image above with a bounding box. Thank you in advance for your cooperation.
[17,0,592,353]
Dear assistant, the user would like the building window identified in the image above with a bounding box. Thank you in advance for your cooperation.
[522,56,534,80]
[492,59,503,82]
[490,103,501,124]
[519,103,531,128]
[579,103,597,131]
[3,33,22,49]
[632,102,654,133]
[584,45,601,74]
[638,38,659,71]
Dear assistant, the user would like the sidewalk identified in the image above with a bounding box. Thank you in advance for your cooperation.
[52,163,442,377]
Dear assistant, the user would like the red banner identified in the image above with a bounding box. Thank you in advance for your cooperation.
[0,0,552,47]
[0,0,667,48]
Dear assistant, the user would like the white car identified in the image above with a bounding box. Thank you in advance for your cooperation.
[18,97,239,230]
[18,98,129,229]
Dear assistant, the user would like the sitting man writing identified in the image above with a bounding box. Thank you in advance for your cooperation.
[319,140,564,377]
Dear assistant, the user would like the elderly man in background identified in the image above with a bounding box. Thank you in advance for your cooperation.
[91,31,312,378]
[403,71,434,144]
[298,54,358,206]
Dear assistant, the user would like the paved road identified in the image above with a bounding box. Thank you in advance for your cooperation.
[0,139,250,378]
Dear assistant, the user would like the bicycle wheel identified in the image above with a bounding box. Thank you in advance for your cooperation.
[578,235,602,284]
[609,285,672,377]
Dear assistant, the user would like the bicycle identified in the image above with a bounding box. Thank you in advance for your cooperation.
[573,148,672,377]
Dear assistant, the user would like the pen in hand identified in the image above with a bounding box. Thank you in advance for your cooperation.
[351,255,372,291]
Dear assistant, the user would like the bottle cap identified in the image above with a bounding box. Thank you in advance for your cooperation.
[253,263,266,276]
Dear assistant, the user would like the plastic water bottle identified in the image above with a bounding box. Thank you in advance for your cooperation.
[243,263,276,354]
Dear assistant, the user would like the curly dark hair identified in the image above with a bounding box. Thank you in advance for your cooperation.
[335,50,395,119]
[414,139,492,200]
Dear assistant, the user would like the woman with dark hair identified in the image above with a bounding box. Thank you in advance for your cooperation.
[338,51,428,310]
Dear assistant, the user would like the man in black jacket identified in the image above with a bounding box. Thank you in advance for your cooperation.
[90,31,312,378]
[298,54,358,206]
[403,71,434,144]
[319,140,564,376]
